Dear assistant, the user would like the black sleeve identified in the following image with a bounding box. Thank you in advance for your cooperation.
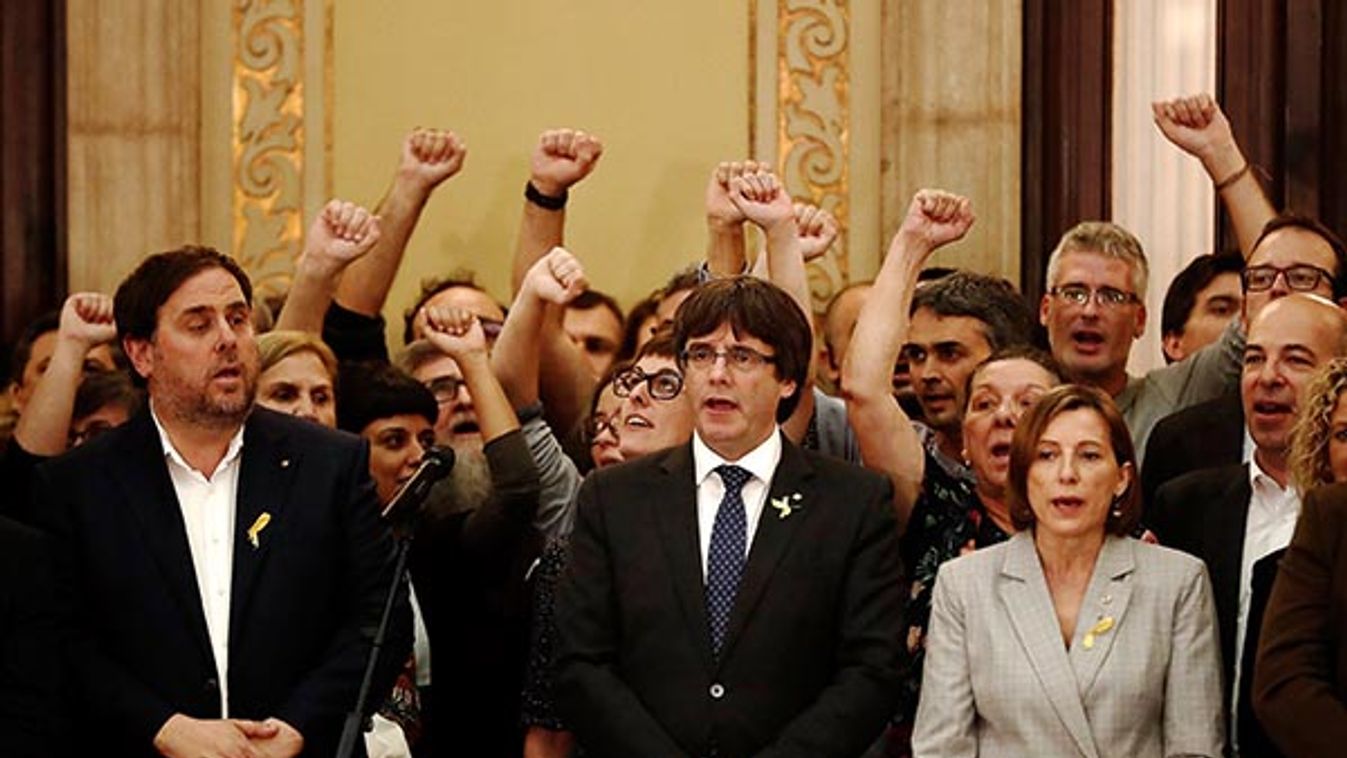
[322,301,390,366]
[3,440,50,528]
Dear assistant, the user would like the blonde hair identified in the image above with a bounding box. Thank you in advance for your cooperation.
[1289,357,1347,492]
[257,330,338,380]
[1045,221,1149,301]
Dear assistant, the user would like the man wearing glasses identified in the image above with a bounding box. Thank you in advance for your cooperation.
[1143,214,1347,503]
[1041,220,1250,464]
[556,276,903,757]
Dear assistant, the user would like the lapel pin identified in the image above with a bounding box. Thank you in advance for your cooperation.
[280,458,290,468]
[770,492,804,520]
[247,512,272,549]
[1082,615,1115,650]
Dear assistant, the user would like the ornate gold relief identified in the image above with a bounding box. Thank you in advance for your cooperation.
[232,0,305,298]
[777,0,850,310]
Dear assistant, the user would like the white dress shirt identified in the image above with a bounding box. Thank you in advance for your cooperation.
[152,406,245,717]
[1230,456,1301,750]
[692,429,782,580]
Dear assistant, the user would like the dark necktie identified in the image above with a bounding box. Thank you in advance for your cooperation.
[706,464,751,657]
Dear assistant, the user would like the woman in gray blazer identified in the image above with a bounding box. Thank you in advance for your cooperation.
[913,385,1224,757]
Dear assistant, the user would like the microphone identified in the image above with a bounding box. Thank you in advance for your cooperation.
[380,446,455,525]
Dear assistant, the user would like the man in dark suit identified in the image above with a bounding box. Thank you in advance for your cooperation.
[1140,391,1244,510]
[556,276,904,757]
[1151,293,1347,757]
[34,247,410,757]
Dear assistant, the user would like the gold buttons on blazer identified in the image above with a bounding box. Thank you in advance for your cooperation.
[709,683,725,699]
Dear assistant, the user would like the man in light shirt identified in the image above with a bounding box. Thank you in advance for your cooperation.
[555,276,904,757]
[1151,292,1347,757]
[35,247,410,757]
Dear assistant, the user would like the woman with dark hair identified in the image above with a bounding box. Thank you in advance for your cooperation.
[913,384,1223,757]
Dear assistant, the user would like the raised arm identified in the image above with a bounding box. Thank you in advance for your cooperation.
[1153,94,1275,258]
[493,248,589,410]
[275,199,381,334]
[705,160,769,277]
[750,202,838,279]
[424,307,520,443]
[729,171,819,442]
[842,191,974,532]
[511,129,603,294]
[334,128,466,316]
[14,293,117,455]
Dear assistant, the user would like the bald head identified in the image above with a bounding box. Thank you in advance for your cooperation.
[1242,293,1347,464]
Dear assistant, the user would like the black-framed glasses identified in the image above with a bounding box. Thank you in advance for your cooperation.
[582,412,620,443]
[1241,264,1333,293]
[613,366,684,400]
[1050,284,1138,309]
[681,343,776,372]
[427,376,466,405]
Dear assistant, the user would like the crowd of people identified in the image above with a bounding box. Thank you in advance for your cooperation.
[5,92,1347,757]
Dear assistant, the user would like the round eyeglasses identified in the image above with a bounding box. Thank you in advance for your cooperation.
[613,366,684,401]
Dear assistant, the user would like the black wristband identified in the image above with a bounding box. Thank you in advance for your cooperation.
[525,181,568,210]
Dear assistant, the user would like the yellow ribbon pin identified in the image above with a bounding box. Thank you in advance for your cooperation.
[247,512,272,549]
[1082,616,1115,650]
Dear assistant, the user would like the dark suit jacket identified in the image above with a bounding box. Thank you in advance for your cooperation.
[33,407,411,757]
[1254,482,1347,757]
[1141,392,1245,513]
[1151,463,1284,757]
[0,515,71,757]
[556,435,904,758]
[408,430,543,758]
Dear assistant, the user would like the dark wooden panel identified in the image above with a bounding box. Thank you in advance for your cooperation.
[0,0,65,368]
[1020,0,1113,306]
[1322,0,1347,240]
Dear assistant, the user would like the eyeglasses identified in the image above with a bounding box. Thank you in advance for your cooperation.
[1050,285,1138,309]
[1241,264,1333,293]
[681,343,777,372]
[426,376,466,405]
[613,366,684,400]
[582,412,620,443]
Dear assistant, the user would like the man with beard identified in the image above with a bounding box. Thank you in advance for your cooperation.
[368,305,543,758]
[33,247,410,757]
[1151,293,1347,757]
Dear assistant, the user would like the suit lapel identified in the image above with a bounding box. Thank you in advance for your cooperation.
[999,533,1100,758]
[653,444,716,673]
[716,436,814,666]
[1205,466,1252,685]
[229,411,298,645]
[110,410,214,666]
[1071,536,1135,696]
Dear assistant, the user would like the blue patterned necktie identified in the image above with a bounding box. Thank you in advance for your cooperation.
[706,464,751,657]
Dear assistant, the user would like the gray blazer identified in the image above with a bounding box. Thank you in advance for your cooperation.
[912,532,1224,758]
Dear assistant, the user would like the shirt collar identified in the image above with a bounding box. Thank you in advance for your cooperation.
[692,427,782,488]
[1248,452,1291,496]
[150,400,246,479]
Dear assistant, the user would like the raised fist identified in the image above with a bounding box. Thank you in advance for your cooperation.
[303,199,381,277]
[423,306,488,360]
[530,129,603,197]
[728,171,794,232]
[794,203,839,262]
[1152,94,1234,163]
[896,190,974,255]
[705,160,770,225]
[524,247,589,306]
[60,292,117,348]
[400,128,467,191]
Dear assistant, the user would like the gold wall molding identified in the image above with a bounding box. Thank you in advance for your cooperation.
[232,0,307,299]
[779,0,850,309]
[755,0,880,312]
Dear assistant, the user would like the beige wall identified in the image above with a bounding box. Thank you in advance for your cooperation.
[332,1,749,337]
[67,0,202,295]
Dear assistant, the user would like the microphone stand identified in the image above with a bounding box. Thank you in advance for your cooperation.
[335,448,454,758]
